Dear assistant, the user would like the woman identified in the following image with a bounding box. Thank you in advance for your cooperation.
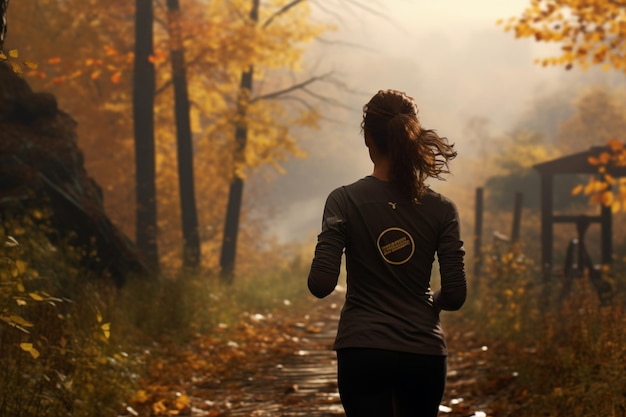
[308,89,467,417]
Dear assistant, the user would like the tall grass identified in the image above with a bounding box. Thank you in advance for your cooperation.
[114,254,314,342]
[470,241,626,416]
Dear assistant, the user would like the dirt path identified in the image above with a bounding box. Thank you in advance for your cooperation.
[203,300,344,417]
[200,293,495,417]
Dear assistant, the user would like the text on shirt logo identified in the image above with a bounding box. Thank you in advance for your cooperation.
[376,227,415,265]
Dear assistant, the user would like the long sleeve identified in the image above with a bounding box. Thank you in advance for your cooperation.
[307,190,346,298]
[434,202,467,311]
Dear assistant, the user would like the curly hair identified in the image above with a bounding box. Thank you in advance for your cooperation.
[361,89,457,202]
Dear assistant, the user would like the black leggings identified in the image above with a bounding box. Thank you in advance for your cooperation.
[336,348,447,417]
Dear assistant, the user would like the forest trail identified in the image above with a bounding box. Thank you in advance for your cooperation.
[127,290,508,417]
[209,305,344,416]
[190,291,497,417]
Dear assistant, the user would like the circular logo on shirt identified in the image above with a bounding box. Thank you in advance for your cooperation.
[376,227,415,265]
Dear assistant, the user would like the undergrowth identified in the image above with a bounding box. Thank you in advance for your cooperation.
[0,209,315,417]
[470,242,626,416]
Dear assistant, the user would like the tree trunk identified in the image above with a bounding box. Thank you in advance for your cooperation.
[220,0,259,283]
[167,0,200,270]
[133,0,159,267]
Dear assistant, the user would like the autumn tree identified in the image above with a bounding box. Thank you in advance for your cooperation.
[6,0,138,237]
[503,2,626,214]
[219,0,261,283]
[501,0,626,72]
[166,0,200,270]
[134,0,159,266]
[7,0,333,274]
[572,139,626,212]
[213,0,330,281]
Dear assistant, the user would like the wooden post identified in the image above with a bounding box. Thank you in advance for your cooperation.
[540,174,553,281]
[601,201,612,265]
[511,192,523,243]
[474,187,484,286]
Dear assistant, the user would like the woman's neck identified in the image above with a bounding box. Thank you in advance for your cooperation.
[371,159,391,181]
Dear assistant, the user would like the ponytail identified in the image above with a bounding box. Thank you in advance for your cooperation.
[362,90,457,202]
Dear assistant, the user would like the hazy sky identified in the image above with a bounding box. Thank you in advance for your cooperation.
[257,0,622,244]
[322,0,565,138]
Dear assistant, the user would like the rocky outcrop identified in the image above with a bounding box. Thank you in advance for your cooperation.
[0,63,151,286]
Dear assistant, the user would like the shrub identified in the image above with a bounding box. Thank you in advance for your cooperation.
[471,241,626,416]
[0,211,138,417]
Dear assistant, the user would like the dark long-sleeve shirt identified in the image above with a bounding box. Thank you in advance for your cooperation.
[308,176,466,356]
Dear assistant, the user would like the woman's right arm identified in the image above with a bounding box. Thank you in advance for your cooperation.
[307,190,346,298]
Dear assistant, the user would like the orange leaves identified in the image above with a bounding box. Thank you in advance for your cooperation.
[588,151,612,167]
[148,51,167,64]
[502,0,626,73]
[26,44,130,87]
[103,44,118,57]
[607,138,625,153]
[573,139,626,212]
[110,71,122,84]
[124,292,325,416]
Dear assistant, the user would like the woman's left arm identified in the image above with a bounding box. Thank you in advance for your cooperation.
[434,201,467,311]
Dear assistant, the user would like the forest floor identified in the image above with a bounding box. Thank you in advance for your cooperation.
[126,290,515,417]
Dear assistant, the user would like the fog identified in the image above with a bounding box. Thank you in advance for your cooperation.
[252,1,626,244]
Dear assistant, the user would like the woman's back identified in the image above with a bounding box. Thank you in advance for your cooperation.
[316,176,464,355]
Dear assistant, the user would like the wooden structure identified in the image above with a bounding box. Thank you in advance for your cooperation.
[533,145,626,279]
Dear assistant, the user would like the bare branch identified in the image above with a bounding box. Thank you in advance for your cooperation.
[262,0,306,28]
[315,36,378,52]
[273,95,316,111]
[341,0,387,18]
[310,0,389,24]
[250,71,333,102]
[299,86,353,111]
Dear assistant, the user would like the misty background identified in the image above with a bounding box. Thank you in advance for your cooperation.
[252,0,626,246]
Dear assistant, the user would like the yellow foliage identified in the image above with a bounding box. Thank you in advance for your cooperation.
[28,292,44,301]
[22,59,38,70]
[19,343,40,359]
[1,314,34,329]
[101,322,111,339]
[7,0,330,270]
[9,61,23,74]
[174,393,190,410]
[601,190,614,206]
[152,400,168,415]
[503,0,626,72]
[573,139,626,212]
